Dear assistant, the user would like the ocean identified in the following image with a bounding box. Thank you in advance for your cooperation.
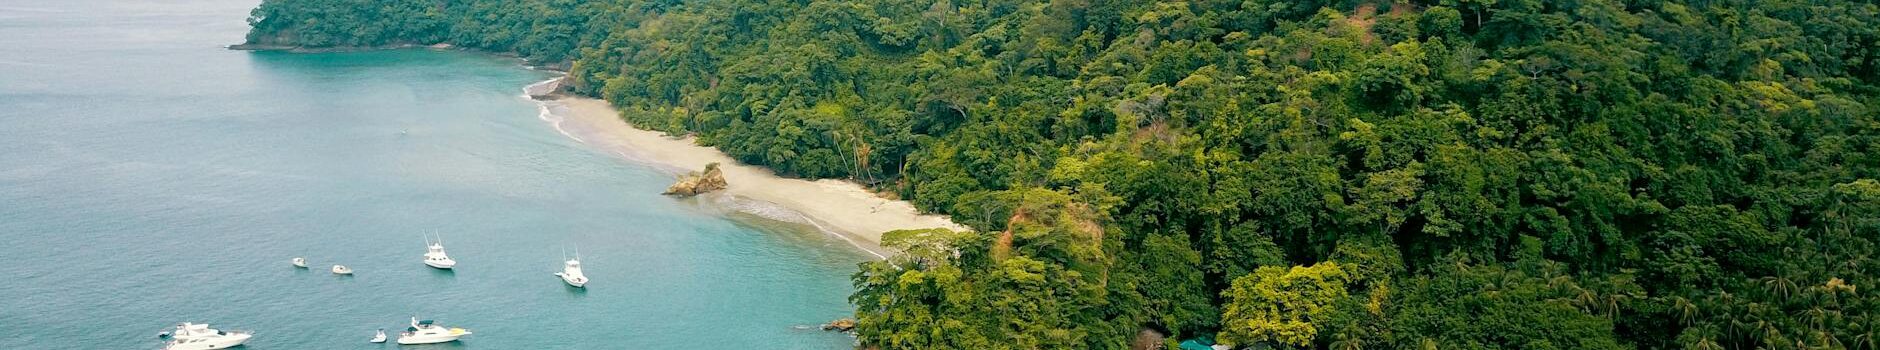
[0,1,867,348]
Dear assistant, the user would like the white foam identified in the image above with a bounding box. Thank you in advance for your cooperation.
[520,77,560,96]
[515,77,890,259]
[799,210,888,259]
[709,194,889,259]
[540,102,585,144]
[522,77,585,143]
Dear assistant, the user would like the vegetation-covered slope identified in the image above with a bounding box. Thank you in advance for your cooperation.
[246,0,1880,348]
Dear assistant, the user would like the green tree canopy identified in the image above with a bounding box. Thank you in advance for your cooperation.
[248,0,1880,347]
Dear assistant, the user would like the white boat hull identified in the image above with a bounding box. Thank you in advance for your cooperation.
[423,238,454,269]
[555,272,587,288]
[396,336,461,344]
[397,331,469,344]
[164,332,250,350]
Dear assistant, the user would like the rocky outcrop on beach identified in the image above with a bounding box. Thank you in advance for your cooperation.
[821,318,856,332]
[664,162,727,196]
[525,76,567,99]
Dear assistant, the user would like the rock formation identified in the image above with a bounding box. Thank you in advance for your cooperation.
[821,318,856,332]
[663,162,727,196]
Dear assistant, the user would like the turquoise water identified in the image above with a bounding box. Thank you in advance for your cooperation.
[0,1,867,348]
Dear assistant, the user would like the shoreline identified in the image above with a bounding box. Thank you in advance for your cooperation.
[523,79,963,258]
[230,43,574,71]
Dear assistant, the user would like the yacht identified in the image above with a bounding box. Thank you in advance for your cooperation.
[396,317,471,344]
[291,257,307,268]
[159,322,251,350]
[422,234,456,269]
[369,328,387,343]
[332,265,353,275]
[554,256,587,288]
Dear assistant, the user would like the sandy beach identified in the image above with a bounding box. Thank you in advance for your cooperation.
[535,92,963,258]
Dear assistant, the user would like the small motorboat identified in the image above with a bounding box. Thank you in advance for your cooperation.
[422,233,456,269]
[159,322,252,350]
[332,265,353,275]
[369,328,387,343]
[291,257,307,268]
[554,254,587,288]
[396,317,470,345]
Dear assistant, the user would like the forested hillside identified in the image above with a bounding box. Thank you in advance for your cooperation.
[245,0,1880,348]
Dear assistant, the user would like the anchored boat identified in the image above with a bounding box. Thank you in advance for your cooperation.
[396,317,470,345]
[422,233,456,269]
[554,249,588,288]
[159,322,251,350]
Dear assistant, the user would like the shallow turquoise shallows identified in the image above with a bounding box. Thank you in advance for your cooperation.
[0,1,867,349]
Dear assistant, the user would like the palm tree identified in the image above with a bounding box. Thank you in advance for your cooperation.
[1602,292,1627,318]
[1691,336,1723,350]
[1806,331,1844,350]
[1795,306,1834,331]
[1547,274,1573,290]
[1574,286,1598,314]
[1729,318,1754,345]
[1852,313,1878,350]
[1685,323,1724,350]
[1761,322,1786,349]
[1538,260,1565,281]
[1732,310,1774,346]
[1763,275,1800,301]
[1674,296,1700,326]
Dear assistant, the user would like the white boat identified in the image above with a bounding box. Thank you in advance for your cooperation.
[554,256,587,288]
[159,322,251,350]
[291,257,307,268]
[332,265,353,275]
[396,317,470,345]
[422,234,456,269]
[369,328,387,343]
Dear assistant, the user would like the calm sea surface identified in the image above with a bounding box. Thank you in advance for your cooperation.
[0,1,867,348]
